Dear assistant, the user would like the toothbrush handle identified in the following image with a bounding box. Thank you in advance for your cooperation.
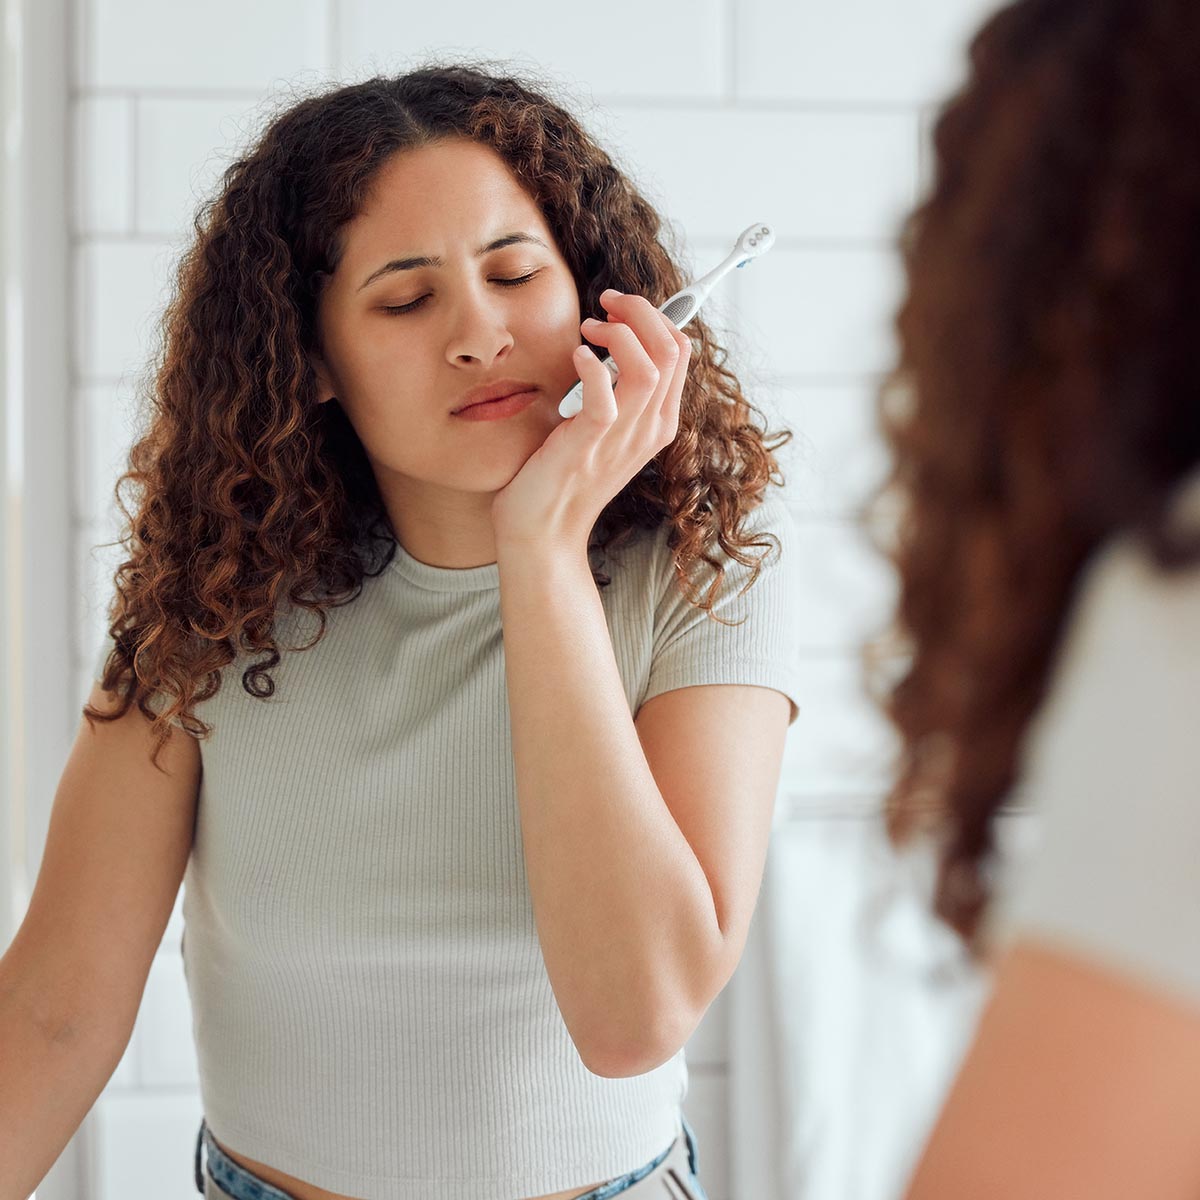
[557,222,772,418]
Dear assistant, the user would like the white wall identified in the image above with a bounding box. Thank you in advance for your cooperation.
[62,2,1003,1197]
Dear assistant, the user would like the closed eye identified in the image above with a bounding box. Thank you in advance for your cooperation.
[382,272,541,316]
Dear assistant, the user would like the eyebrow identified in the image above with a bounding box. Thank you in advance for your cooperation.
[356,232,551,292]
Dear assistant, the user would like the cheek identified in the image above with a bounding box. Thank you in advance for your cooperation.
[527,282,582,341]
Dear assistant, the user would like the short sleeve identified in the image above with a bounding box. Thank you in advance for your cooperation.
[982,534,1200,1009]
[641,493,804,726]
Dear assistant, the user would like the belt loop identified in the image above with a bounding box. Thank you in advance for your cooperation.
[194,1117,206,1192]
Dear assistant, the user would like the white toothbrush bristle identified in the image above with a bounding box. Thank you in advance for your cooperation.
[660,293,696,326]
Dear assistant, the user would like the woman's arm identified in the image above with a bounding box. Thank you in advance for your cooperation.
[903,934,1200,1200]
[490,290,792,1079]
[495,542,783,1078]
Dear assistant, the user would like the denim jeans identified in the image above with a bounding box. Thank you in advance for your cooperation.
[195,1112,710,1199]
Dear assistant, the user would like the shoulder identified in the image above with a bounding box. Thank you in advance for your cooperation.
[1016,523,1200,804]
[1023,531,1200,759]
[649,489,797,575]
[599,490,796,595]
[983,527,1200,1003]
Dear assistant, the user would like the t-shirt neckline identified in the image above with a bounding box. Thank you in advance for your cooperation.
[384,538,501,593]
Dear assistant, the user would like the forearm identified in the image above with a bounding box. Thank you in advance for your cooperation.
[0,954,129,1200]
[496,541,723,1074]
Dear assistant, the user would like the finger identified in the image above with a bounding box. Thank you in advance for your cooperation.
[572,343,618,428]
[660,317,692,421]
[598,290,682,380]
[580,318,664,408]
[657,329,689,443]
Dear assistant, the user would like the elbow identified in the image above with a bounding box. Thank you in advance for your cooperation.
[576,999,699,1079]
[569,929,731,1078]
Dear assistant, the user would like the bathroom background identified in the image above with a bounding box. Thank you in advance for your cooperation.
[0,1,1028,1197]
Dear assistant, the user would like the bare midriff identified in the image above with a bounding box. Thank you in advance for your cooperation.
[209,1131,610,1200]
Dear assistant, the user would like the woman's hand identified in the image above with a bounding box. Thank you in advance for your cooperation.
[490,287,691,553]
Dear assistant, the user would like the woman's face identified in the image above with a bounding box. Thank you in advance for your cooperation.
[309,137,585,498]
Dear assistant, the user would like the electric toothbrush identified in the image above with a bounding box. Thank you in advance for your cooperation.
[558,221,776,419]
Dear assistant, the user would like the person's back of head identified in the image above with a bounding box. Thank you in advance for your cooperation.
[864,0,1200,948]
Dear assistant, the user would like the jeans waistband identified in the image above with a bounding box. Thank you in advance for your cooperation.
[194,1111,699,1196]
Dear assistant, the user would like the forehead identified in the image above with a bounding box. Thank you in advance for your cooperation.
[354,139,546,242]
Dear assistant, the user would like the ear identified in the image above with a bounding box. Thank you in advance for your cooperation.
[308,350,336,405]
[308,270,336,404]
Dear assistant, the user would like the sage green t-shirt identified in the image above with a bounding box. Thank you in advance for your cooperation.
[90,495,803,1200]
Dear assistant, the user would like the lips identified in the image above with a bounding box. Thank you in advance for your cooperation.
[453,389,538,421]
[453,379,539,414]
[461,390,523,411]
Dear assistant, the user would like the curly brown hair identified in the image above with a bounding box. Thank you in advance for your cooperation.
[867,0,1200,952]
[85,59,793,768]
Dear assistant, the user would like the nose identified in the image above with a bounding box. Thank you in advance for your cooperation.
[444,284,516,366]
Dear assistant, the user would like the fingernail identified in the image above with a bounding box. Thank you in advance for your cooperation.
[581,316,600,327]
[601,288,622,300]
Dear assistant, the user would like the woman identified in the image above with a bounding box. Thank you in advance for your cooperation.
[865,0,1200,1194]
[71,64,803,1200]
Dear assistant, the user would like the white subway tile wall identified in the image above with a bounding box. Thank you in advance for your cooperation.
[69,2,1004,1197]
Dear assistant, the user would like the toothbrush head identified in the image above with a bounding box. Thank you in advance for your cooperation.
[733,222,774,268]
